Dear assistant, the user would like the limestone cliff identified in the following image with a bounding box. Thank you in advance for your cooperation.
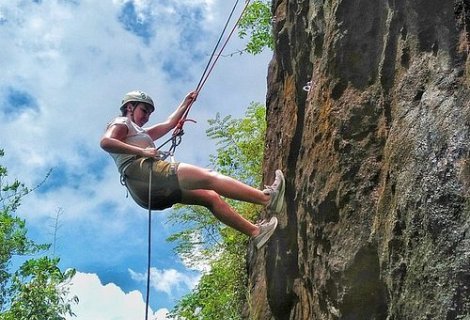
[248,1,470,319]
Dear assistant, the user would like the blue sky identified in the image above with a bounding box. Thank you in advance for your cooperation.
[0,1,270,319]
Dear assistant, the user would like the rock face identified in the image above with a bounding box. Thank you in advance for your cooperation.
[248,1,470,319]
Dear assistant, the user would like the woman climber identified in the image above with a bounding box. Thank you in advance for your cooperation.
[100,90,285,249]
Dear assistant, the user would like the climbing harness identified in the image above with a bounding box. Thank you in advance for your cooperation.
[143,2,252,319]
[155,119,195,163]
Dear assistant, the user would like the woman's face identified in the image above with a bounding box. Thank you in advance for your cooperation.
[130,103,153,126]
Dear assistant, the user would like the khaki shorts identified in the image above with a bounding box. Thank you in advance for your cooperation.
[123,158,181,210]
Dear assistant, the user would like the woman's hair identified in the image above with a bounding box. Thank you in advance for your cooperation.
[121,102,136,116]
[121,102,153,116]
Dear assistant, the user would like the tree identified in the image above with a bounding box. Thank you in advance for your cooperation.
[0,149,77,320]
[168,102,266,319]
[168,6,272,317]
[238,0,273,55]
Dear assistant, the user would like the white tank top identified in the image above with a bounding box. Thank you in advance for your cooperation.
[106,116,155,174]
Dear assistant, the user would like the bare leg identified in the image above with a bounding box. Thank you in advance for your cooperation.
[176,163,270,205]
[180,189,259,237]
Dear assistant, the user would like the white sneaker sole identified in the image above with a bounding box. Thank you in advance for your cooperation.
[272,170,285,213]
[255,217,278,249]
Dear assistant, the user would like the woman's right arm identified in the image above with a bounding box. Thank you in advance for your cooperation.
[100,124,147,156]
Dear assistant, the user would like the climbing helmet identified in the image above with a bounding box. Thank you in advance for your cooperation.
[120,90,154,112]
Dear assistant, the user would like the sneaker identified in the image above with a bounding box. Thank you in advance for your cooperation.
[252,216,278,249]
[263,170,285,213]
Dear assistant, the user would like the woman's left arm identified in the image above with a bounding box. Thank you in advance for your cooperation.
[146,91,198,140]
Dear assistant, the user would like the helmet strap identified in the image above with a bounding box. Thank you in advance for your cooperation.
[127,102,139,123]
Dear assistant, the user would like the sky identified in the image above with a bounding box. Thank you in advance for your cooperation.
[0,1,271,319]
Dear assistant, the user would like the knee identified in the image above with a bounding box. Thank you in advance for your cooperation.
[202,190,224,209]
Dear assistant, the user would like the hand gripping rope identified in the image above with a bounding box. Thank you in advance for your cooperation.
[144,1,252,319]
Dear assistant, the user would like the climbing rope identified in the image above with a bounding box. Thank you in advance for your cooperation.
[157,0,252,159]
[144,1,252,318]
[145,161,153,320]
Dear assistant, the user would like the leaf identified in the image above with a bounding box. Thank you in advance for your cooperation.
[238,0,274,55]
[0,150,77,318]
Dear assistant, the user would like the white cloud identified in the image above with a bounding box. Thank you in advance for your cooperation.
[1,0,270,314]
[129,267,200,297]
[67,272,171,320]
[178,232,214,273]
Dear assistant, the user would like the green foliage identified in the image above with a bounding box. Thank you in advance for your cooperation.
[0,210,45,309]
[238,0,273,55]
[4,258,77,320]
[206,102,266,185]
[166,205,220,270]
[0,149,77,320]
[170,249,247,320]
[169,103,266,319]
